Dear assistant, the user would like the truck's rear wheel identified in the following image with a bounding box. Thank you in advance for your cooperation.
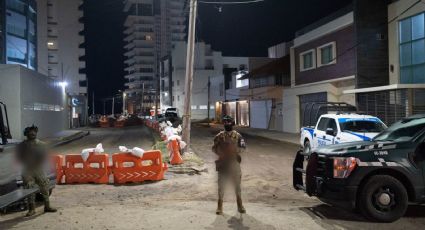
[304,140,311,154]
[359,175,408,222]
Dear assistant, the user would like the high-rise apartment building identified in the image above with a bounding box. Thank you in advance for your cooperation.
[123,0,186,114]
[0,0,38,70]
[37,0,87,126]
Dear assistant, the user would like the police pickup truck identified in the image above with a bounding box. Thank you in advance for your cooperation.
[293,114,425,222]
[301,114,387,153]
[0,102,55,212]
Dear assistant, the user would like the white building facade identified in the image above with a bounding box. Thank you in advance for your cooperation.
[37,0,87,127]
[123,0,186,114]
[160,42,251,121]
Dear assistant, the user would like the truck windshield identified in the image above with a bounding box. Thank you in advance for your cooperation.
[339,120,386,133]
[373,118,425,142]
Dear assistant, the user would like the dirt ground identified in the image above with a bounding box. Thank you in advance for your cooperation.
[1,126,425,229]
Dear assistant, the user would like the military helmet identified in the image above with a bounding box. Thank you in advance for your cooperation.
[23,124,38,137]
[222,115,234,123]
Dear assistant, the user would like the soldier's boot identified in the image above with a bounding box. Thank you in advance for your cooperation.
[26,196,36,217]
[237,196,246,214]
[25,209,36,217]
[44,200,57,213]
[216,199,223,215]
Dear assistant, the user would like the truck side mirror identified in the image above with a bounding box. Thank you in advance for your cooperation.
[326,128,336,136]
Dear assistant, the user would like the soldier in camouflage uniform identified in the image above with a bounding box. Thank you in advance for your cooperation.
[16,125,57,217]
[212,115,246,215]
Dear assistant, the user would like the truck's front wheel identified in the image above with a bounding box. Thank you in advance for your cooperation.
[359,175,408,222]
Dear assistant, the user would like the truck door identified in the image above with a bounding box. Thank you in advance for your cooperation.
[313,117,329,148]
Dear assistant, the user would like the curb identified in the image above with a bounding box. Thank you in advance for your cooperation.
[50,131,90,147]
[199,124,299,147]
[238,130,299,147]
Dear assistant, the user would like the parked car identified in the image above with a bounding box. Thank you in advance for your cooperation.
[293,114,425,222]
[300,103,387,153]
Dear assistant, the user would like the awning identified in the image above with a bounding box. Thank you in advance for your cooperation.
[239,55,290,80]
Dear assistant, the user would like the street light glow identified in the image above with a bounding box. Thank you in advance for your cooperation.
[58,81,68,88]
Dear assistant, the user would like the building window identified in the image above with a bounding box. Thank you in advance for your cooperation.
[172,96,175,102]
[299,49,316,71]
[317,42,336,67]
[177,80,180,86]
[177,95,180,101]
[191,105,197,110]
[172,81,174,87]
[199,105,208,110]
[400,13,425,83]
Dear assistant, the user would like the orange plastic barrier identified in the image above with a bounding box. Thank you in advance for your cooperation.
[114,120,125,128]
[51,155,64,184]
[112,150,167,184]
[64,153,109,184]
[168,139,183,165]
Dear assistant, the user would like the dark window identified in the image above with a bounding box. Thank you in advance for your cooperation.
[317,118,329,131]
[327,119,338,132]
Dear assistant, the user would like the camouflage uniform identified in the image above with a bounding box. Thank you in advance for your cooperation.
[212,128,246,214]
[17,137,55,216]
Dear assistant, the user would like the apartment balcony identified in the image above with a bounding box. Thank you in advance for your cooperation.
[79,42,86,48]
[124,15,155,28]
[79,29,85,36]
[124,32,154,43]
[79,55,86,61]
[125,62,155,70]
[79,68,87,74]
[125,74,155,82]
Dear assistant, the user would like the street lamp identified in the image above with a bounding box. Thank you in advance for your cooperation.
[122,92,126,114]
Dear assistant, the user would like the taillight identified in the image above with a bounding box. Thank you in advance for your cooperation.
[333,157,357,178]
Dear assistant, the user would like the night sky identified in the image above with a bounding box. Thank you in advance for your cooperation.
[84,0,352,114]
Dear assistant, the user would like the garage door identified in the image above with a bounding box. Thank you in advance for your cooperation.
[299,92,327,127]
[250,100,272,129]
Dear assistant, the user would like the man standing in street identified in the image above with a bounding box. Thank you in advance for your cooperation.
[212,115,246,215]
[16,125,57,217]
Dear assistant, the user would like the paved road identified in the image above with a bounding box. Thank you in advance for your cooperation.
[52,126,155,155]
[1,125,425,229]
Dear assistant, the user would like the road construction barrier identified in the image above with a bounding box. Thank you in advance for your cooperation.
[112,150,167,184]
[114,120,125,128]
[64,153,109,184]
[168,139,183,165]
[51,155,64,184]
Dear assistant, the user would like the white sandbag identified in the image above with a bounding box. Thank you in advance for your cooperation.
[179,141,187,149]
[167,135,182,142]
[94,143,104,153]
[81,143,104,161]
[119,146,129,152]
[166,121,173,127]
[131,147,145,158]
[81,148,93,161]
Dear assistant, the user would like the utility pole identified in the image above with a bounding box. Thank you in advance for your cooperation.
[207,76,211,127]
[92,91,95,115]
[141,83,145,115]
[103,99,106,115]
[112,96,115,115]
[122,92,126,114]
[182,0,197,150]
[155,76,159,117]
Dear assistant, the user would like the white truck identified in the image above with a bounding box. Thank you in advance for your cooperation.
[299,103,387,153]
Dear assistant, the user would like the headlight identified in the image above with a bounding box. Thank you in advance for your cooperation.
[333,157,357,178]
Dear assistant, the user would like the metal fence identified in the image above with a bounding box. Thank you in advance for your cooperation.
[357,89,425,125]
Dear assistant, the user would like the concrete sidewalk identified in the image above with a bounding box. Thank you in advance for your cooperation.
[203,123,299,146]
[42,129,90,147]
